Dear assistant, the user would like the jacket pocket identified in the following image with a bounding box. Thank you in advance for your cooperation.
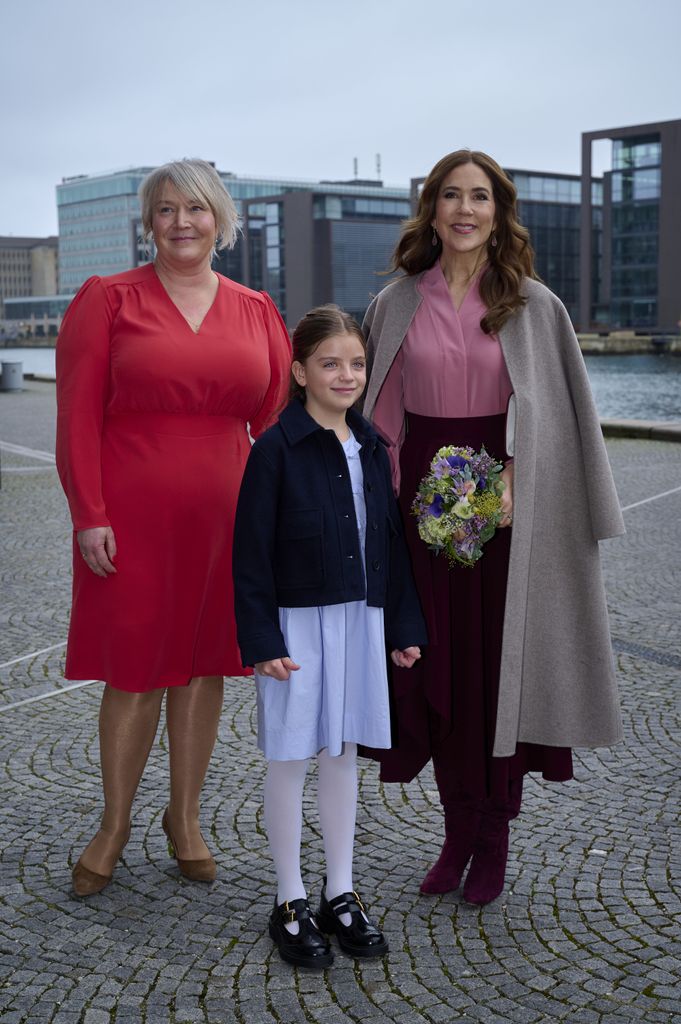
[274,509,325,589]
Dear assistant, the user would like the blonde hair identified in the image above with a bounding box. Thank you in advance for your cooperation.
[139,159,241,252]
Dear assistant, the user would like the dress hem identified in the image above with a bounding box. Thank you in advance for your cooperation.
[63,666,247,691]
[259,736,391,762]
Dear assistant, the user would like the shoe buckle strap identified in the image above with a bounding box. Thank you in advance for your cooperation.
[283,899,311,924]
[351,890,366,914]
[282,900,297,923]
[331,890,365,916]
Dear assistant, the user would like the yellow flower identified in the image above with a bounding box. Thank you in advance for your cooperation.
[472,492,502,518]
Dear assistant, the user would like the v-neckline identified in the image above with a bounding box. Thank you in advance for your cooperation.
[151,264,220,335]
[435,261,482,314]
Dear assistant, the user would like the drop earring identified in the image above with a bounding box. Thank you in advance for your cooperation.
[431,228,439,247]
[491,232,498,248]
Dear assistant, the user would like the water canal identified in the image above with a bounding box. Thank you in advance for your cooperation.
[1,348,680,422]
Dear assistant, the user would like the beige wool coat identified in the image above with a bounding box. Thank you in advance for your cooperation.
[362,273,625,757]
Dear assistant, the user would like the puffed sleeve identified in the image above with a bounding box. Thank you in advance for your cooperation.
[56,277,113,530]
[248,293,291,439]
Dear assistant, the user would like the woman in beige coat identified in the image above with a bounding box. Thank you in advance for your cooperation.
[362,150,624,904]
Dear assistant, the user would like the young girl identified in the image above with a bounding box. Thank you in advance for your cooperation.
[233,305,427,969]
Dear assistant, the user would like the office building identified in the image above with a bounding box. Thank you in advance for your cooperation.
[56,166,321,292]
[0,236,58,317]
[410,122,681,333]
[57,169,153,293]
[1,295,72,339]
[580,119,681,331]
[242,184,410,325]
[57,167,409,312]
[508,170,594,325]
[56,121,681,332]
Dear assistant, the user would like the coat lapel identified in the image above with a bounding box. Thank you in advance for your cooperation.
[363,277,422,420]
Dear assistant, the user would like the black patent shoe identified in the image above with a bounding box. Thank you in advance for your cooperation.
[317,885,389,958]
[268,897,334,969]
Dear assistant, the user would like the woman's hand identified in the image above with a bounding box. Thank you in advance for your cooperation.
[391,646,421,669]
[77,527,117,577]
[499,463,514,528]
[255,656,301,680]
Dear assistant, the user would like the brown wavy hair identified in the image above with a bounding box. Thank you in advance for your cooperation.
[392,150,538,334]
[290,304,366,400]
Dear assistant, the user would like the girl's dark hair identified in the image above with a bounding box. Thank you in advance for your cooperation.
[391,149,538,334]
[290,304,366,399]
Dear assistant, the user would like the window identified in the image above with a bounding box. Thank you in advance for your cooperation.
[612,137,661,170]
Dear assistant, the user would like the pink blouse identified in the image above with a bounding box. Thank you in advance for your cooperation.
[372,261,513,491]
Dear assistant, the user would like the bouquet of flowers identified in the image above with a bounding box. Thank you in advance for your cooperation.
[412,445,506,568]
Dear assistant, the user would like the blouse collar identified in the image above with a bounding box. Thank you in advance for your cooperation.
[419,260,487,317]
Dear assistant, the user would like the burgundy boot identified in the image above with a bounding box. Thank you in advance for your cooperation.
[420,800,482,894]
[461,807,509,905]
[462,780,521,905]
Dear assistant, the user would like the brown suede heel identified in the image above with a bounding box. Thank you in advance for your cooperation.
[72,860,113,897]
[71,824,131,896]
[161,809,216,882]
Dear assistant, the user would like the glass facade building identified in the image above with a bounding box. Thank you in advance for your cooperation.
[58,124,680,333]
[329,220,403,323]
[57,172,152,292]
[244,188,409,326]
[240,200,288,316]
[507,171,587,323]
[580,119,681,332]
[607,136,661,327]
[57,167,408,300]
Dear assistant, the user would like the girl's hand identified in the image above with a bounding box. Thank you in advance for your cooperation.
[255,657,301,680]
[390,646,421,669]
[499,463,514,528]
[77,527,117,577]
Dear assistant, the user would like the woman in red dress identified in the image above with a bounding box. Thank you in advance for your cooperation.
[56,159,291,895]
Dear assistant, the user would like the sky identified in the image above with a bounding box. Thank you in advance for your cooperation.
[2,0,680,238]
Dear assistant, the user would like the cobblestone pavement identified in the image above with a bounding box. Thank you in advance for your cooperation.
[1,382,680,1024]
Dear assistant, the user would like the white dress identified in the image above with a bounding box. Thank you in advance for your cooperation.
[255,432,392,760]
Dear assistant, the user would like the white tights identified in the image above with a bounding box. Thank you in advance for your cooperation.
[264,743,358,927]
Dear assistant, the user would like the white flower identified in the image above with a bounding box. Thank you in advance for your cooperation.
[453,500,475,520]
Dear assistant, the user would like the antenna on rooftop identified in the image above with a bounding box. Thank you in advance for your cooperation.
[353,157,358,179]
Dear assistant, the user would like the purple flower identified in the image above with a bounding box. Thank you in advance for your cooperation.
[446,455,469,471]
[429,493,445,517]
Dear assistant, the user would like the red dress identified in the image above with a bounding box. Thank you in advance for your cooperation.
[56,264,291,692]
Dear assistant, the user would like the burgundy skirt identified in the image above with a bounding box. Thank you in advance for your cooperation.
[371,412,573,800]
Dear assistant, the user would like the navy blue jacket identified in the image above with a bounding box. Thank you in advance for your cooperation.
[233,398,427,667]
